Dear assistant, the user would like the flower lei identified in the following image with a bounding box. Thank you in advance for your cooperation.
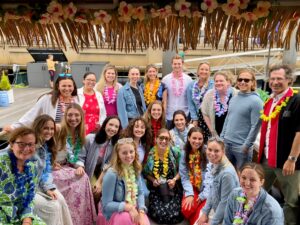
[153,146,169,180]
[59,96,75,114]
[104,85,117,104]
[171,73,184,97]
[260,89,298,122]
[123,165,138,206]
[66,134,82,164]
[144,79,160,105]
[214,89,231,117]
[40,144,52,185]
[188,152,202,191]
[8,151,36,210]
[233,192,258,225]
[192,80,210,109]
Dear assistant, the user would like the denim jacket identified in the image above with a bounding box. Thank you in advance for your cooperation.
[202,156,239,225]
[102,168,147,220]
[117,82,146,128]
[223,188,284,225]
[76,134,114,178]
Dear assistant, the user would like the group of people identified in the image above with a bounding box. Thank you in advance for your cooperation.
[0,55,299,225]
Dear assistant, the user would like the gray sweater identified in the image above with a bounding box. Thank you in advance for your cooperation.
[221,91,263,148]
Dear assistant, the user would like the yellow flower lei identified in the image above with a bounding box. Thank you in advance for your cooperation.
[188,152,202,191]
[260,89,298,122]
[123,165,138,206]
[153,146,169,180]
[144,79,160,105]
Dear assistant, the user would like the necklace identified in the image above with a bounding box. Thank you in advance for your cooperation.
[153,146,169,180]
[104,85,117,104]
[260,89,298,122]
[123,165,138,206]
[144,79,160,105]
[66,134,82,164]
[171,73,184,97]
[233,191,258,225]
[188,152,202,191]
[214,89,231,117]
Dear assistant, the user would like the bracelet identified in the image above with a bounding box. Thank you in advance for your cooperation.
[139,210,145,214]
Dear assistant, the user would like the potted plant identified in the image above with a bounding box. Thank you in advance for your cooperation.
[0,70,13,106]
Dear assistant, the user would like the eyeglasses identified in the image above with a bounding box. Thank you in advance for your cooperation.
[85,79,96,82]
[158,136,170,142]
[14,142,36,149]
[237,78,251,83]
[59,73,72,78]
[117,138,134,144]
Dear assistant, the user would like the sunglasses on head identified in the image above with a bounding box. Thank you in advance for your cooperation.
[59,73,72,78]
[237,78,251,83]
[117,137,134,144]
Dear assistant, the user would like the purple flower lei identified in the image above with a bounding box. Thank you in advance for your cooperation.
[214,89,231,117]
[192,81,209,109]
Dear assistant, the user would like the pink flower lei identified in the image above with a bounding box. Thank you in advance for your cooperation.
[213,89,231,117]
[104,85,117,104]
[171,73,184,97]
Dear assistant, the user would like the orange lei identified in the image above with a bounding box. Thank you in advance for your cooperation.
[144,79,160,105]
[188,152,202,191]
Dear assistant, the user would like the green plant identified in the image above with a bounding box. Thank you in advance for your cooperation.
[0,71,12,91]
[256,88,269,102]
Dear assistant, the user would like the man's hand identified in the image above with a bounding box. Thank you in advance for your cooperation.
[282,160,295,176]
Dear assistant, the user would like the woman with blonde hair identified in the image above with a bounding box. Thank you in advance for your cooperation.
[96,64,122,116]
[141,64,166,108]
[53,103,96,225]
[101,138,150,225]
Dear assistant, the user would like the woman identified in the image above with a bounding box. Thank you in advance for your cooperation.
[53,103,96,225]
[141,64,166,107]
[77,116,121,199]
[121,117,152,164]
[143,100,166,146]
[4,74,79,131]
[78,72,107,134]
[101,138,150,225]
[0,127,45,225]
[143,128,184,224]
[179,127,213,225]
[117,67,146,128]
[170,110,194,150]
[32,115,73,225]
[201,71,238,136]
[196,137,239,225]
[187,62,214,142]
[223,163,283,225]
[96,64,122,117]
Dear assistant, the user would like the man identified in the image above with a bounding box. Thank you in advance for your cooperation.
[257,64,300,225]
[221,69,263,169]
[162,55,192,128]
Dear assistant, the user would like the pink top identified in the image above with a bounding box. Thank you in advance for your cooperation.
[103,86,118,116]
[83,93,100,134]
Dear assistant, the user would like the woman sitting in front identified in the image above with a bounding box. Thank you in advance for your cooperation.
[223,163,283,225]
[101,138,150,225]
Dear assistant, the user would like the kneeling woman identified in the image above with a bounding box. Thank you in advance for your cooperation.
[223,163,283,225]
[101,138,150,225]
[0,127,45,225]
[143,128,184,224]
[32,115,73,225]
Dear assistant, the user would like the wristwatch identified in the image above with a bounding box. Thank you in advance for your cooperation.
[288,155,297,162]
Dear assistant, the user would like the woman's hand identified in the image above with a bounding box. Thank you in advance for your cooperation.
[182,196,194,210]
[75,166,85,176]
[53,162,62,170]
[46,190,57,200]
[196,213,208,225]
[22,217,32,225]
[93,180,102,195]
[128,207,139,224]
[152,179,160,187]
[138,211,148,225]
[167,178,176,189]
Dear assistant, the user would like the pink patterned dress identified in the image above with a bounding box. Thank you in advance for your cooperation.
[82,93,100,135]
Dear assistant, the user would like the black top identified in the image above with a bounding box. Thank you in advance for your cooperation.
[130,86,144,116]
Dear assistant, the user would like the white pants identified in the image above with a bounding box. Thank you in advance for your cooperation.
[34,190,73,225]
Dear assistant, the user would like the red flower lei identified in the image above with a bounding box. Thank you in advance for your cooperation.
[188,152,202,191]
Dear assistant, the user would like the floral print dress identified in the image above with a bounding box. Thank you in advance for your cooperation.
[0,152,45,225]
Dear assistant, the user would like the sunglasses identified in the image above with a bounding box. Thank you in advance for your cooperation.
[117,137,134,144]
[237,78,251,83]
[14,141,36,149]
[59,73,72,78]
[158,136,170,142]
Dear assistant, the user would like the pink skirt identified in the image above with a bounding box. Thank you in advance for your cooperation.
[53,166,97,225]
[108,212,150,225]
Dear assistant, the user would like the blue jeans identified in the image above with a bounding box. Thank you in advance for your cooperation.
[224,140,253,169]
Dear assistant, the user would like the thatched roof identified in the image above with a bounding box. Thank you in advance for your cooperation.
[0,0,299,52]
